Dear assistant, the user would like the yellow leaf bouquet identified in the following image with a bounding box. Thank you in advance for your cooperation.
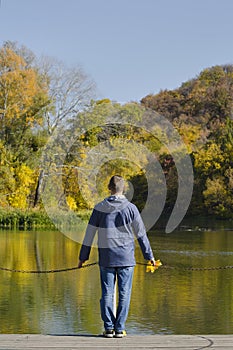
[146,259,162,273]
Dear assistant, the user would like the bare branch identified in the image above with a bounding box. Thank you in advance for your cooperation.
[38,56,96,134]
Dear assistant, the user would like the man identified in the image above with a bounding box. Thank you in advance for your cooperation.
[78,175,155,338]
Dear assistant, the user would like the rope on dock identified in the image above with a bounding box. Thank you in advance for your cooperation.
[1,262,233,273]
[0,262,98,274]
[161,265,233,271]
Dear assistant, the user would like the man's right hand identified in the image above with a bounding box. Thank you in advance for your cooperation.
[78,260,85,268]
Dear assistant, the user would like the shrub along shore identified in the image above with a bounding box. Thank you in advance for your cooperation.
[0,207,232,231]
[0,208,92,230]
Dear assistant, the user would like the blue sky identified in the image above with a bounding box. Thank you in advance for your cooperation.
[1,0,233,103]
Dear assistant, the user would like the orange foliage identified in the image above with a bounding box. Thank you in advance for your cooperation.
[0,47,49,128]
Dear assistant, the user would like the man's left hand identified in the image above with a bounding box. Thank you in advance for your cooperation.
[150,258,156,266]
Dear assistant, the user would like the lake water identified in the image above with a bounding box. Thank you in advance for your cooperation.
[0,218,233,335]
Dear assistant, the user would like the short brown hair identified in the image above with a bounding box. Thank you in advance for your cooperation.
[108,175,125,193]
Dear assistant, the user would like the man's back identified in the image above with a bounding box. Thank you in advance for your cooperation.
[79,195,153,267]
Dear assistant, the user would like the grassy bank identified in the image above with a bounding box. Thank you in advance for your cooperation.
[0,207,232,231]
[0,208,92,230]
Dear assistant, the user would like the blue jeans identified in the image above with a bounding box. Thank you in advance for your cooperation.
[99,266,134,331]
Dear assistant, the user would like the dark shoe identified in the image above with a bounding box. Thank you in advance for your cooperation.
[114,330,127,338]
[103,329,115,338]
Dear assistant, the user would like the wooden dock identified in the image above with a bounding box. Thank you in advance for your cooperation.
[0,334,232,349]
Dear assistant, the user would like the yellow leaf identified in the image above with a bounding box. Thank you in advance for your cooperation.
[146,259,162,273]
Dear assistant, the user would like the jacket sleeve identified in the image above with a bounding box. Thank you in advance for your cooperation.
[131,207,154,261]
[137,234,154,261]
[79,209,99,262]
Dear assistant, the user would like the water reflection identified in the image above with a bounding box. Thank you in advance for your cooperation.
[0,224,233,335]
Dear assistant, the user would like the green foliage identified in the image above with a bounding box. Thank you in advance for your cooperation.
[203,175,233,218]
[0,208,55,229]
[0,207,91,229]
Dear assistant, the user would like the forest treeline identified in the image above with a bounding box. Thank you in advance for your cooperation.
[0,41,232,228]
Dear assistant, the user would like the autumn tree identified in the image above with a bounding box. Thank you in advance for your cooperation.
[0,45,50,159]
[38,56,96,135]
[0,42,97,208]
[0,44,51,208]
[33,56,96,206]
[48,100,171,216]
[141,65,233,218]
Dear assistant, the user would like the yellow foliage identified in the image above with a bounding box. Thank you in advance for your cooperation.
[96,98,112,105]
[66,195,77,210]
[203,177,227,198]
[194,143,225,174]
[177,124,202,153]
[0,47,49,127]
[8,164,35,208]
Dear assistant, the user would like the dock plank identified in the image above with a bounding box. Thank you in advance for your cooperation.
[0,334,232,349]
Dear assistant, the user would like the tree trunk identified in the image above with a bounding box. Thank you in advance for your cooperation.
[33,170,44,207]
